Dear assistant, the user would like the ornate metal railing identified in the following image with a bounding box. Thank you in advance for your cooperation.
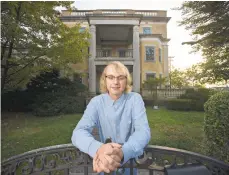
[2,144,229,175]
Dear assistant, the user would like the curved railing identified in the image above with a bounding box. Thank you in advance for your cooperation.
[1,144,229,175]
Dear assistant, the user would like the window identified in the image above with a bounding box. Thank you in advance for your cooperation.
[159,48,162,62]
[145,46,155,61]
[146,73,156,80]
[143,27,151,34]
[79,27,86,33]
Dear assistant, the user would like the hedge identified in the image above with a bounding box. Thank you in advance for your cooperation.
[165,99,194,111]
[32,92,86,117]
[204,91,229,163]
[176,88,216,111]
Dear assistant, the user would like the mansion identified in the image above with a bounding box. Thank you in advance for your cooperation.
[60,9,171,93]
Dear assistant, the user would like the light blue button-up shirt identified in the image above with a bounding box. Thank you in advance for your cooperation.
[71,92,151,174]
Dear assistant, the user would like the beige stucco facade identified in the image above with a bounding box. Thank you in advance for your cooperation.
[60,9,170,93]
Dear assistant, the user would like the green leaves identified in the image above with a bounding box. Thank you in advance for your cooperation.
[178,2,229,84]
[143,77,167,90]
[204,91,229,163]
[169,69,188,88]
[1,2,90,92]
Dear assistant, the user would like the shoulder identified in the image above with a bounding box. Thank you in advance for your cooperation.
[89,93,106,104]
[126,92,143,102]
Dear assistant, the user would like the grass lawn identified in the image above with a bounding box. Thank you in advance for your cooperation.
[1,108,205,161]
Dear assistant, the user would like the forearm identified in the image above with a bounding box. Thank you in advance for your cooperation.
[71,97,103,158]
[72,128,103,158]
[121,127,151,164]
[120,93,151,164]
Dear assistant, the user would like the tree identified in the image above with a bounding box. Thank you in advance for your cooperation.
[143,77,166,105]
[177,1,229,85]
[169,69,188,88]
[184,64,205,87]
[200,56,229,85]
[1,2,90,93]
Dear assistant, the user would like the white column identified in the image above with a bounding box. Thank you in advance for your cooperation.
[163,44,169,78]
[89,25,96,93]
[133,25,140,93]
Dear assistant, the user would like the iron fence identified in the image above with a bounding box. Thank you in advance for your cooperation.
[2,144,229,175]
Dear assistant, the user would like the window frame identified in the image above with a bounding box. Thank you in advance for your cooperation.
[143,27,151,34]
[145,72,156,80]
[145,46,155,62]
[79,27,86,33]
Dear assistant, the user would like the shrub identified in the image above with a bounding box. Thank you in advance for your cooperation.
[2,69,88,113]
[31,78,88,116]
[180,88,214,101]
[32,90,86,117]
[178,88,216,111]
[143,98,167,107]
[204,91,229,163]
[27,69,63,93]
[32,80,87,116]
[165,99,193,111]
[1,90,34,112]
[143,99,154,106]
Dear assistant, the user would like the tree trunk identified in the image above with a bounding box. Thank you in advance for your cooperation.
[1,2,22,92]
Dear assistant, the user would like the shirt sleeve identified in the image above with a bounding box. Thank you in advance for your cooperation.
[121,93,151,164]
[71,97,103,158]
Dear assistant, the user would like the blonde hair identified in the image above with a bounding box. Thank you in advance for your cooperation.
[100,61,132,93]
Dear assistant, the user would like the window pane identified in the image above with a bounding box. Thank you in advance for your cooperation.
[145,47,155,61]
[79,27,86,33]
[143,27,151,34]
[146,73,156,80]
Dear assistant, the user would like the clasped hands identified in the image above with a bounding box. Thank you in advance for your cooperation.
[93,143,123,173]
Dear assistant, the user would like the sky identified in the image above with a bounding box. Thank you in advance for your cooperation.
[72,0,204,70]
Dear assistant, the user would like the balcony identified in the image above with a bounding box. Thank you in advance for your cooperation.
[61,10,167,17]
[96,49,133,58]
[60,10,171,23]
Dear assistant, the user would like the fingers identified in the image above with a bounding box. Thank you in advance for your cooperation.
[93,154,98,172]
[104,154,121,171]
[109,143,122,148]
[97,159,110,173]
[97,143,122,156]
[104,147,118,155]
[94,158,107,173]
[94,154,121,173]
[105,147,121,156]
[110,154,122,163]
[93,143,123,173]
[94,153,111,173]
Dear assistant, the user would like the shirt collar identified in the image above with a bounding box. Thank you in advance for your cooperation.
[105,93,126,107]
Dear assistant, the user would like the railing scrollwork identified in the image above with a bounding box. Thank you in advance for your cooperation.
[2,144,229,175]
